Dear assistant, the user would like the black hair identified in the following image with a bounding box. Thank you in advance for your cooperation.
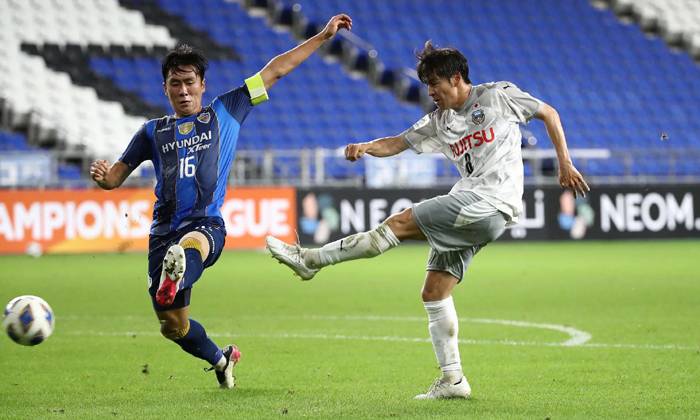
[161,44,208,82]
[416,41,471,85]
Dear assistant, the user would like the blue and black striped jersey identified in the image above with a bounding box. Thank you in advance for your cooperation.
[119,86,254,235]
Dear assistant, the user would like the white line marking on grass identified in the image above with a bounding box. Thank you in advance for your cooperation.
[240,315,593,347]
[65,330,697,351]
[465,318,592,346]
[61,314,695,351]
[61,314,591,346]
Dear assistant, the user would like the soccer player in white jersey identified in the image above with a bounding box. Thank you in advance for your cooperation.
[266,41,589,399]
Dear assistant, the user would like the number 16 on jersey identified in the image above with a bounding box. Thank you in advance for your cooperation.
[179,156,196,178]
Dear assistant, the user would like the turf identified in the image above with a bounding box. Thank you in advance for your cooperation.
[1,241,699,419]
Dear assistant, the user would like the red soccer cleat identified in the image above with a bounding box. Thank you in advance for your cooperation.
[155,245,186,307]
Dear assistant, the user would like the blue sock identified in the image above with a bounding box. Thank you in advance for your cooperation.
[182,248,204,290]
[174,318,223,366]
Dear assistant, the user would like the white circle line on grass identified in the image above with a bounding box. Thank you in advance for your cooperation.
[63,330,697,351]
[274,315,593,347]
[59,314,591,346]
[464,318,592,346]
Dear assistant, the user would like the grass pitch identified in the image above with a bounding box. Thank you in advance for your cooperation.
[1,241,699,419]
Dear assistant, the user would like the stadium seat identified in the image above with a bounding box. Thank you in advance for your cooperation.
[0,129,31,151]
[86,0,423,152]
[1,0,698,180]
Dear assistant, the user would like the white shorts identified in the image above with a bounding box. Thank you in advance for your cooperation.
[412,191,507,281]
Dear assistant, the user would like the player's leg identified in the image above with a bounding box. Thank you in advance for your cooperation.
[415,250,477,400]
[150,219,239,388]
[155,231,210,307]
[304,207,423,267]
[157,305,222,365]
[156,305,241,389]
[266,207,422,279]
[422,270,462,385]
[410,192,508,399]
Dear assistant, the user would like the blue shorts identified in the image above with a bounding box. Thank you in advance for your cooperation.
[147,217,226,312]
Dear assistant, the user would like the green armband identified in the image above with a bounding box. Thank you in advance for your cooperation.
[245,73,269,106]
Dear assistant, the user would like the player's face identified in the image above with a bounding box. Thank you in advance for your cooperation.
[426,74,461,110]
[164,65,206,117]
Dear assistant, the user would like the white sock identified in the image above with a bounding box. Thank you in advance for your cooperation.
[424,296,463,383]
[214,355,227,371]
[304,223,400,269]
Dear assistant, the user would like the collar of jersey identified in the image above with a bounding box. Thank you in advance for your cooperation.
[170,109,206,122]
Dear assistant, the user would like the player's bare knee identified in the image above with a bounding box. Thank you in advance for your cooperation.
[385,209,412,234]
[159,318,190,341]
[421,279,443,301]
[421,272,457,302]
[384,216,399,232]
[421,286,440,302]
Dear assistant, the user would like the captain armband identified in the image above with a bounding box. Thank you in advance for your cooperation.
[244,72,269,105]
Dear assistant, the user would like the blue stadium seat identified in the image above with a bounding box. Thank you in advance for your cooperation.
[86,0,700,178]
[0,130,32,151]
[58,164,82,180]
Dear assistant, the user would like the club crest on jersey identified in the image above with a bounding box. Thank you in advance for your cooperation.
[471,109,485,125]
[197,112,211,124]
[178,122,194,135]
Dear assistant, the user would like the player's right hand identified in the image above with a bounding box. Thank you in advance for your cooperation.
[90,160,109,183]
[344,142,370,162]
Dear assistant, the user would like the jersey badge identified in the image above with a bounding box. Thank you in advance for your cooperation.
[197,112,211,124]
[471,109,485,125]
[178,122,194,135]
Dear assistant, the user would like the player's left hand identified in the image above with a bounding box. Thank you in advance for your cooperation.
[559,161,590,198]
[320,14,352,40]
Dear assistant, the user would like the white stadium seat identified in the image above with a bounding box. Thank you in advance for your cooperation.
[0,0,174,159]
[609,0,700,55]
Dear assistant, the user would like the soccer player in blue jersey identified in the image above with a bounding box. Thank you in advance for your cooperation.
[89,14,352,389]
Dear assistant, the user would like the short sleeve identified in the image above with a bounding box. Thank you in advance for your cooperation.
[400,111,442,154]
[119,123,152,169]
[216,85,255,124]
[496,81,543,123]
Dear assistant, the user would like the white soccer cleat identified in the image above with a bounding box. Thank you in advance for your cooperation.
[155,244,186,307]
[414,376,472,400]
[265,236,319,280]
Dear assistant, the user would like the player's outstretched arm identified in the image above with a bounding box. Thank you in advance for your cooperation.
[535,103,590,197]
[259,14,352,91]
[345,136,409,161]
[90,160,133,190]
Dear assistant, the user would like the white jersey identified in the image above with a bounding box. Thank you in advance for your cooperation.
[401,81,543,224]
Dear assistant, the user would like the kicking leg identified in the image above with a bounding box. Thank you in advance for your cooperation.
[266,207,424,280]
[306,207,425,267]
